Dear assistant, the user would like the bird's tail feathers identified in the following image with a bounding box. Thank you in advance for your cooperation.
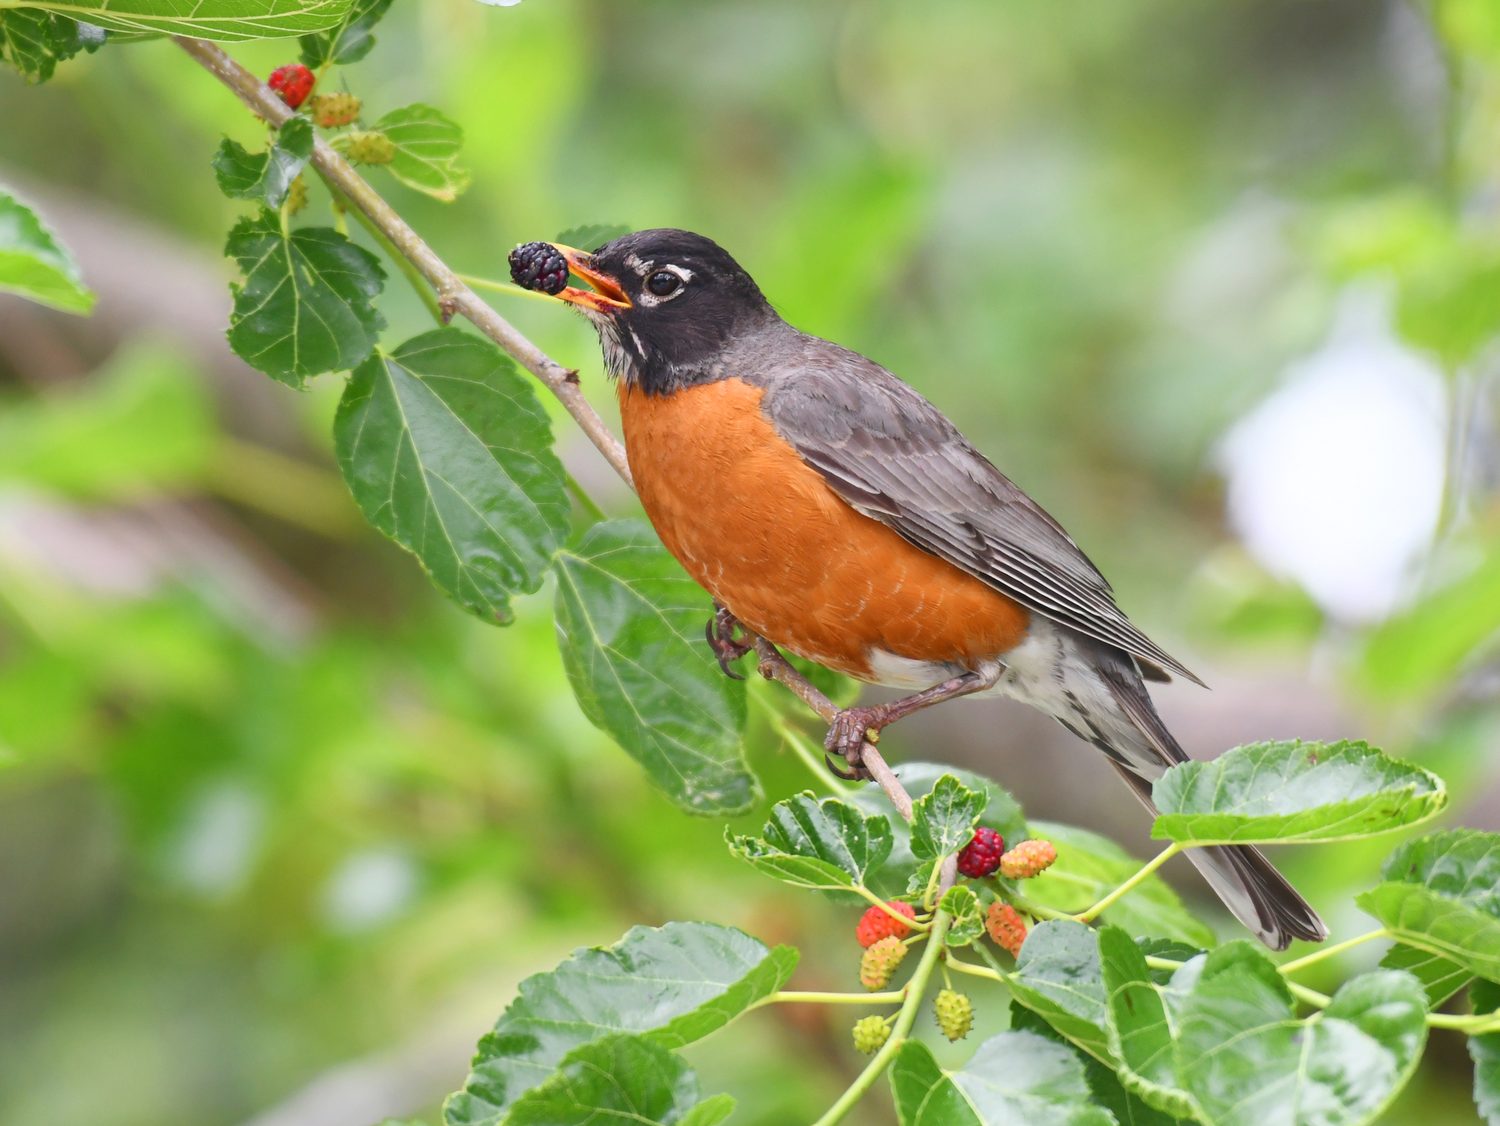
[1093,659,1327,951]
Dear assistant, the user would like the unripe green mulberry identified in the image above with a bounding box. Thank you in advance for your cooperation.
[309,91,361,127]
[859,935,907,991]
[343,129,395,165]
[852,1014,891,1055]
[934,988,973,1042]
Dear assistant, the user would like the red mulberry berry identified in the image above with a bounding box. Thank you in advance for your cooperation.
[267,63,315,109]
[956,827,1004,878]
[1000,839,1058,880]
[855,900,916,948]
[509,241,571,296]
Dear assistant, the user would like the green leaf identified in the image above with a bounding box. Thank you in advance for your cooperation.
[443,922,794,1126]
[366,104,469,201]
[941,886,984,946]
[1178,956,1427,1126]
[555,224,632,251]
[0,9,101,82]
[889,1032,1115,1126]
[851,762,1026,891]
[1356,829,1500,980]
[298,0,390,66]
[225,211,385,387]
[1097,927,1199,1121]
[1006,920,1111,1065]
[1011,1004,1183,1126]
[726,792,892,893]
[910,773,986,861]
[212,116,313,208]
[1151,740,1446,845]
[0,187,93,313]
[1380,942,1472,1007]
[0,0,355,40]
[552,520,754,815]
[334,329,570,622]
[0,342,211,498]
[1023,821,1215,948]
[504,1035,735,1126]
[1470,979,1500,1126]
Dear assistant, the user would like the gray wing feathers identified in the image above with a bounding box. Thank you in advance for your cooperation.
[761,349,1201,684]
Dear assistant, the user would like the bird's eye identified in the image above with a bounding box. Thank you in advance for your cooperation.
[646,270,682,297]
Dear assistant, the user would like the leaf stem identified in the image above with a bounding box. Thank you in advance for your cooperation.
[764,705,850,796]
[1146,953,1330,1008]
[1075,842,1182,923]
[852,886,930,933]
[564,474,607,522]
[1429,1011,1500,1034]
[753,989,906,1009]
[457,272,561,303]
[1287,981,1332,1009]
[812,909,952,1126]
[945,954,1005,985]
[1278,928,1388,976]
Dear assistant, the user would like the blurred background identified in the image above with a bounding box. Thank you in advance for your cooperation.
[2,0,1499,1122]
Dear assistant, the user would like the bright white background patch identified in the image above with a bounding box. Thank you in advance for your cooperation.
[1218,288,1447,623]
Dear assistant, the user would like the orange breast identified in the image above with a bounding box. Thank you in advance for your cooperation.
[619,378,1030,682]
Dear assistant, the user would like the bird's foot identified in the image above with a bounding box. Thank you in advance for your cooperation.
[823,705,889,782]
[705,603,752,680]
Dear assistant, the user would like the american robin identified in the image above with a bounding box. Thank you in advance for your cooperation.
[513,228,1326,950]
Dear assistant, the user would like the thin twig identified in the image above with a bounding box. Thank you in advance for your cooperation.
[174,36,633,488]
[174,35,923,826]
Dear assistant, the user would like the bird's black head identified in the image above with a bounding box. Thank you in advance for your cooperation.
[527,228,775,395]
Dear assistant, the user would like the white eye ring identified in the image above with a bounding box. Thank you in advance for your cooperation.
[636,264,693,306]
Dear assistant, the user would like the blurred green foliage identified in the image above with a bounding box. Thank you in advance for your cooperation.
[2,1,1500,1123]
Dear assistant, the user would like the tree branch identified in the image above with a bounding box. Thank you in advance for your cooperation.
[174,36,923,824]
[174,36,632,487]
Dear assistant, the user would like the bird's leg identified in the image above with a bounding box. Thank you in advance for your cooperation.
[704,601,752,680]
[824,667,1002,781]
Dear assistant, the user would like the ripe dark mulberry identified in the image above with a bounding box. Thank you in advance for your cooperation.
[509,242,570,296]
[956,827,1004,878]
[268,63,315,109]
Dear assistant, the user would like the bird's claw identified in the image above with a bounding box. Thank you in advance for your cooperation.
[823,706,884,782]
[705,604,751,680]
